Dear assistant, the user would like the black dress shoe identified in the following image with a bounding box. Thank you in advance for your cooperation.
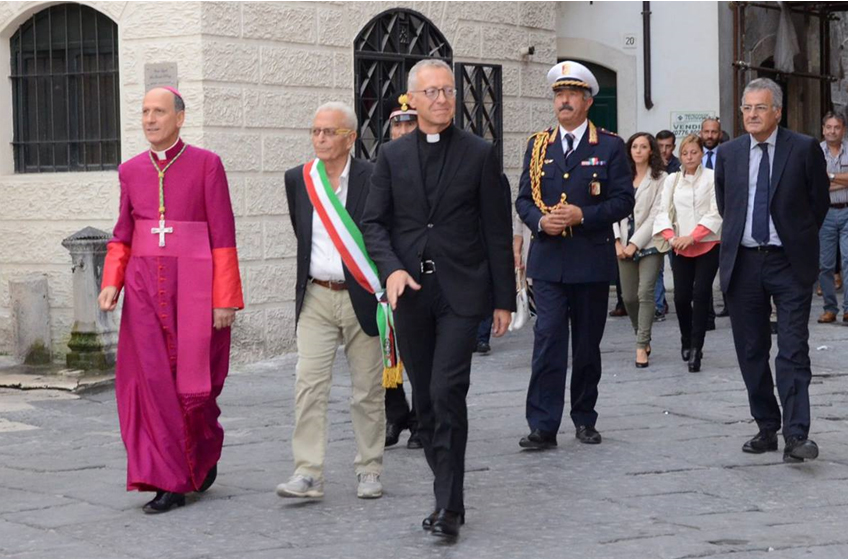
[706,319,716,331]
[142,491,186,514]
[406,431,423,449]
[681,342,691,362]
[423,509,465,531]
[783,436,819,463]
[742,430,778,454]
[198,463,217,492]
[519,429,557,450]
[575,425,602,444]
[716,307,729,317]
[688,348,702,372]
[385,423,403,447]
[475,341,491,354]
[431,509,464,539]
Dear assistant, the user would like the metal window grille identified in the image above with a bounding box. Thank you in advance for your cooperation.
[353,9,452,160]
[455,63,503,170]
[10,3,120,173]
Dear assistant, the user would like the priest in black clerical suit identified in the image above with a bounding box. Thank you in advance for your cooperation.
[362,59,514,540]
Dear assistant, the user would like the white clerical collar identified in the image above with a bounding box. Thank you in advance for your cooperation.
[426,133,441,143]
[152,138,181,161]
[560,119,589,148]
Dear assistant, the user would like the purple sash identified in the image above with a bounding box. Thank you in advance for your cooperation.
[132,220,213,399]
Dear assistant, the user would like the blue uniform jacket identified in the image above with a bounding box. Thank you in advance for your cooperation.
[515,122,635,284]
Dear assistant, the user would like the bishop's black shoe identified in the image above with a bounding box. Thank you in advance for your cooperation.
[142,491,185,514]
[406,430,423,449]
[198,464,217,493]
[431,509,464,539]
[519,429,557,450]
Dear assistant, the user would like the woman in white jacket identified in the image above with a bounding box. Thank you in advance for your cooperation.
[613,133,668,368]
[652,134,722,372]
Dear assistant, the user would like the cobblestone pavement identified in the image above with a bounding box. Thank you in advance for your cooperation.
[0,301,846,558]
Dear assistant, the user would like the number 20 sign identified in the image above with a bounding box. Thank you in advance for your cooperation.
[622,34,637,50]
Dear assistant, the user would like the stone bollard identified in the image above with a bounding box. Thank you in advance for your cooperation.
[9,275,52,364]
[61,227,117,370]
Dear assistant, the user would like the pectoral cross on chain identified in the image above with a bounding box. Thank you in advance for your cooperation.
[151,218,173,247]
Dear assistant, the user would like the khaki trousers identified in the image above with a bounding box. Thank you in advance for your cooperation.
[292,283,385,479]
[618,253,663,349]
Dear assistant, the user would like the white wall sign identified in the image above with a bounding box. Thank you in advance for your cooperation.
[145,63,179,92]
[622,33,637,50]
[670,111,717,138]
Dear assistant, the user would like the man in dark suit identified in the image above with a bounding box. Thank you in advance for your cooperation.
[515,61,634,450]
[715,77,829,463]
[362,59,514,540]
[277,102,386,500]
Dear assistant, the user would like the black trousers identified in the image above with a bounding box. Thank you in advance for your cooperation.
[385,384,416,429]
[394,275,480,514]
[671,245,720,349]
[526,280,609,433]
[726,247,813,440]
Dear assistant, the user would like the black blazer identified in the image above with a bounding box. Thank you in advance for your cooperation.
[284,158,379,337]
[361,126,515,318]
[714,127,829,291]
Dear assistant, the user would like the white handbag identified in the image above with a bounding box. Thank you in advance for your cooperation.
[509,267,530,331]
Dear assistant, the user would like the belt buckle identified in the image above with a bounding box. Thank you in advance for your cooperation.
[420,260,436,274]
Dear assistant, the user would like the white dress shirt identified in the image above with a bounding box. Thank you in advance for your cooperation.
[741,128,782,247]
[560,119,588,156]
[309,156,351,281]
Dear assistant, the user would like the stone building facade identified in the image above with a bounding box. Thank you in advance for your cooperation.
[0,1,558,363]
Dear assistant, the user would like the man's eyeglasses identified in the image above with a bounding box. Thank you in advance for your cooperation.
[310,127,354,138]
[410,87,457,101]
[740,104,773,115]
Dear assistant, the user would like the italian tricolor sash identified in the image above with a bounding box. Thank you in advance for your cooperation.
[303,159,403,388]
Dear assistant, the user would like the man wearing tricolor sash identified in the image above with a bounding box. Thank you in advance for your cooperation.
[277,102,386,500]
[98,87,244,514]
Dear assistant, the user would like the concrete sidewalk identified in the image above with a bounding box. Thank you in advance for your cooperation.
[0,307,846,558]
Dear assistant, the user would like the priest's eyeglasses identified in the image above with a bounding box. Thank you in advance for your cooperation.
[410,87,457,100]
[310,127,355,138]
[740,104,772,114]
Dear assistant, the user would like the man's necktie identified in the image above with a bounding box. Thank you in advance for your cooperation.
[564,133,575,164]
[752,143,770,245]
[705,150,714,170]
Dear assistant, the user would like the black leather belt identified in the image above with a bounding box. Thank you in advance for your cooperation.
[420,260,437,274]
[831,203,848,209]
[743,245,784,253]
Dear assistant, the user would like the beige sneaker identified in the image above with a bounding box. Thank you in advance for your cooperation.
[356,472,383,499]
[275,474,324,499]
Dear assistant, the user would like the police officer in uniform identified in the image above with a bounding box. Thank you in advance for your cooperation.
[516,61,634,449]
[381,95,423,449]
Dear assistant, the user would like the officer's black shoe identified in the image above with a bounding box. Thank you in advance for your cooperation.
[783,436,819,463]
[575,425,602,444]
[406,431,423,449]
[475,341,491,355]
[742,430,778,454]
[519,429,557,450]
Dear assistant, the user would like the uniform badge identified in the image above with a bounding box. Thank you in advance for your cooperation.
[544,159,554,164]
[589,181,602,196]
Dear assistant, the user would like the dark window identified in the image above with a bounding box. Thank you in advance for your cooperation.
[10,3,120,173]
[455,63,503,170]
[353,9,452,160]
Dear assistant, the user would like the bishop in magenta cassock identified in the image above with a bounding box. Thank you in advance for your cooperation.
[98,87,244,514]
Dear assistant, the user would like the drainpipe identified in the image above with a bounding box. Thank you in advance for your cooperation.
[642,1,654,110]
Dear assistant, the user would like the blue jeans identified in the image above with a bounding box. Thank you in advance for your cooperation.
[819,207,848,314]
[477,315,493,344]
[654,252,673,312]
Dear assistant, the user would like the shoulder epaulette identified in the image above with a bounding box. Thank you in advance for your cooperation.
[527,127,556,144]
[598,127,619,137]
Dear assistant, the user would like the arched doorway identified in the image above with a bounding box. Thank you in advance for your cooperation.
[569,59,617,133]
[353,8,452,160]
